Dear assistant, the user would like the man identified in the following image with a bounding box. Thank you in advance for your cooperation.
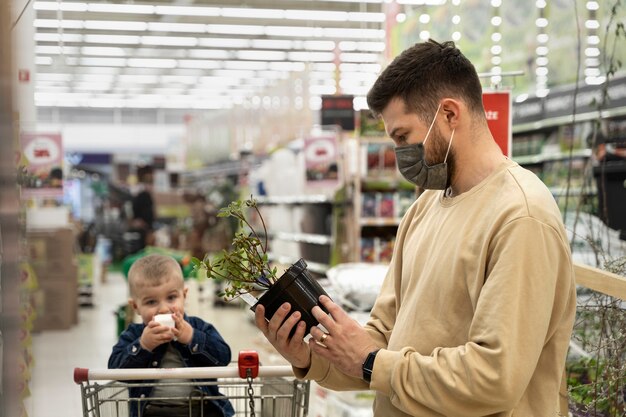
[255,39,576,417]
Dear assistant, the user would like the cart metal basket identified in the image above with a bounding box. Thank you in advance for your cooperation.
[74,352,309,417]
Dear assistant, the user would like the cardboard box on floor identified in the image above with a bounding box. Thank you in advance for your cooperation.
[32,261,79,332]
[27,227,75,262]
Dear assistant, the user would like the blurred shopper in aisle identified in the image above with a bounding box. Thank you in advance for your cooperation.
[128,165,155,253]
[109,254,234,417]
[255,39,576,417]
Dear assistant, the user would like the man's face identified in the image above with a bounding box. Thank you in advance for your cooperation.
[382,97,456,179]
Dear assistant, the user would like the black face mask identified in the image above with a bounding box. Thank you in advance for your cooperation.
[393,104,454,190]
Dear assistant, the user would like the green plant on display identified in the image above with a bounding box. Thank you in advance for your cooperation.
[190,197,278,300]
[564,2,626,415]
[568,258,626,417]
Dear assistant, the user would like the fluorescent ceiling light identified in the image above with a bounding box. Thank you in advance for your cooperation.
[128,58,177,69]
[161,75,198,84]
[207,24,265,35]
[323,28,385,39]
[269,62,306,71]
[35,33,83,42]
[266,26,317,37]
[141,36,198,47]
[251,39,293,49]
[80,57,126,67]
[256,70,289,80]
[348,12,385,23]
[339,41,385,52]
[340,63,381,72]
[73,82,112,91]
[310,85,337,95]
[155,5,220,17]
[309,71,336,80]
[238,50,287,61]
[187,49,231,59]
[34,19,84,29]
[84,34,140,45]
[223,61,268,70]
[198,38,251,48]
[312,63,336,71]
[288,51,335,62]
[177,60,221,69]
[340,52,380,62]
[34,1,87,11]
[118,75,159,84]
[303,41,336,51]
[213,69,257,79]
[35,56,53,65]
[340,71,378,81]
[147,22,206,33]
[199,76,242,86]
[77,74,115,82]
[87,3,154,14]
[81,47,126,57]
[221,8,284,19]
[36,45,80,54]
[84,20,147,31]
[284,10,348,21]
[36,73,73,81]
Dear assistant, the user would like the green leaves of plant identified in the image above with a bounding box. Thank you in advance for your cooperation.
[191,196,278,301]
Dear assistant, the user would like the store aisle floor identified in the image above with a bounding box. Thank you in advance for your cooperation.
[24,270,281,417]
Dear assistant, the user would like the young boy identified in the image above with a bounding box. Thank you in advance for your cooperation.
[108,254,234,417]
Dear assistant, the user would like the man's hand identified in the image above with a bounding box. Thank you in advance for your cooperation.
[171,307,194,345]
[308,295,378,379]
[140,321,174,352]
[254,302,311,369]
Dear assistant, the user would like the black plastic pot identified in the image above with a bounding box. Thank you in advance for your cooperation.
[251,258,329,337]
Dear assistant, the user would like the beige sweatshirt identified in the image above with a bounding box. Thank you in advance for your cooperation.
[296,159,576,417]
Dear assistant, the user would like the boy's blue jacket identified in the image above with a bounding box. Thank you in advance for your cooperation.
[108,315,235,417]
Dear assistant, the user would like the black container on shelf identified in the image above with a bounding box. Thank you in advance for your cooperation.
[593,160,626,239]
[252,258,329,337]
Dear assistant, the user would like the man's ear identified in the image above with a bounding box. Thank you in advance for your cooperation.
[128,298,138,312]
[440,98,462,128]
[183,286,188,299]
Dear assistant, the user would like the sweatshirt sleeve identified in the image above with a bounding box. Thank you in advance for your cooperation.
[370,217,573,416]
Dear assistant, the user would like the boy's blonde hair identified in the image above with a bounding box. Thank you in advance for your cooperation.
[128,254,184,298]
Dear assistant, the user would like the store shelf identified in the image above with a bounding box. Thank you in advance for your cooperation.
[268,253,330,274]
[513,148,592,165]
[256,195,332,205]
[272,232,332,245]
[359,217,402,227]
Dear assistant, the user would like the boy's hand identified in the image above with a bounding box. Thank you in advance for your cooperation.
[171,307,193,345]
[140,321,174,351]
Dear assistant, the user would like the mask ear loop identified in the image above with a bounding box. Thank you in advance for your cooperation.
[422,103,442,146]
[443,129,455,164]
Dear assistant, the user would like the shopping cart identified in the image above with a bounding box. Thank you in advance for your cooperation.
[73,351,309,417]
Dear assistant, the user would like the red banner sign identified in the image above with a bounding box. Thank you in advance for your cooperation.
[483,91,512,157]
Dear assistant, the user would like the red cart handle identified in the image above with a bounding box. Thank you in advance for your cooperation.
[238,350,259,379]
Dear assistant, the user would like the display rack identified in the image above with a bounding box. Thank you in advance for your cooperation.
[256,194,336,275]
[350,136,417,263]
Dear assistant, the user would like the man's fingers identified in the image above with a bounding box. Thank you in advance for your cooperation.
[319,295,345,319]
[254,305,268,333]
[276,311,301,341]
[267,303,291,335]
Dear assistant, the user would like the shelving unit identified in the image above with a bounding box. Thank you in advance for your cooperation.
[349,136,417,263]
[256,193,336,276]
[511,75,626,223]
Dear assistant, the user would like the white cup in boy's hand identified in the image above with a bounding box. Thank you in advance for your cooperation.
[153,313,175,329]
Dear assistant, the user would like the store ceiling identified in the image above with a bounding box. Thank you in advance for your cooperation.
[32,0,435,110]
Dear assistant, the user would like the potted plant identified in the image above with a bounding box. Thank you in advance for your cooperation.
[191,197,329,336]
